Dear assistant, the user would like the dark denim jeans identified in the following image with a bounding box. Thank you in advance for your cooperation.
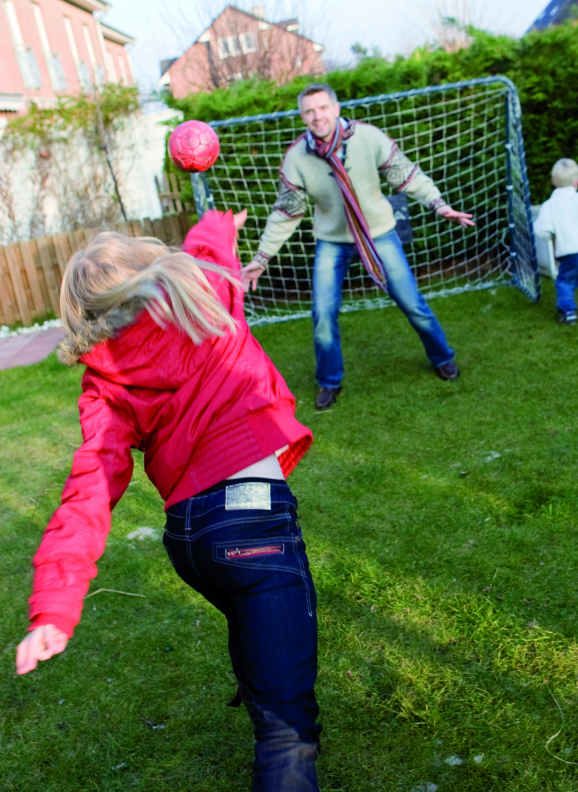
[556,253,578,316]
[312,229,455,388]
[163,478,320,792]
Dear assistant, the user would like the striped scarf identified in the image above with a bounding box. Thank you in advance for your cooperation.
[307,118,387,288]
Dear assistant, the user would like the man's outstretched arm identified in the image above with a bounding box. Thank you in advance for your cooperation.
[242,178,308,291]
[380,141,474,228]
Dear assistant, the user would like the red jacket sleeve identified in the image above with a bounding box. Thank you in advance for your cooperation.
[182,210,239,271]
[28,373,141,639]
[182,209,245,321]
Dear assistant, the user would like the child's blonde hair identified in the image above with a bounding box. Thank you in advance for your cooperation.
[551,158,578,188]
[58,231,240,365]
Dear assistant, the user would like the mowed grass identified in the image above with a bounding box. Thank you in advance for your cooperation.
[2,279,578,791]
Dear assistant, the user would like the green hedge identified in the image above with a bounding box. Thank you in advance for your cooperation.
[166,22,578,204]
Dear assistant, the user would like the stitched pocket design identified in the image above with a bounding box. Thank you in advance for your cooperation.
[226,544,284,559]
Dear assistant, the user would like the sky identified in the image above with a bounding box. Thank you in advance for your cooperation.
[101,0,551,96]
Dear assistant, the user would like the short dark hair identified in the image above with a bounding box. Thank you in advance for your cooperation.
[297,83,338,113]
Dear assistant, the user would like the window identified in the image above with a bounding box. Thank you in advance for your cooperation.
[31,3,66,91]
[225,71,244,85]
[46,53,67,91]
[64,17,92,90]
[217,35,239,59]
[95,22,114,82]
[77,60,93,90]
[21,47,42,88]
[105,50,117,82]
[3,0,42,88]
[117,54,128,84]
[82,23,101,84]
[239,31,257,54]
[64,17,79,60]
[95,65,106,85]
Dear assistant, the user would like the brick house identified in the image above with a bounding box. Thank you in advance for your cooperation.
[160,4,325,98]
[0,0,135,117]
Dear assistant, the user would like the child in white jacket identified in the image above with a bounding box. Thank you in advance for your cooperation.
[534,158,578,324]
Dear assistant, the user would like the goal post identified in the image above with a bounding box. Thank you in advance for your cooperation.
[201,76,539,326]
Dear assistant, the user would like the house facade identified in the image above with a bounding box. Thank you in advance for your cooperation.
[528,0,578,31]
[160,4,325,99]
[0,1,175,239]
[0,0,134,117]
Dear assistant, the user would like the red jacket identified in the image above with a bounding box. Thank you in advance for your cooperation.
[29,211,312,639]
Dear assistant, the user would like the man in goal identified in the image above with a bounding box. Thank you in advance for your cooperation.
[242,83,475,410]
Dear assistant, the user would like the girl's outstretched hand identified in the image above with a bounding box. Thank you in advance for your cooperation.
[16,624,68,675]
[232,209,247,257]
[233,208,247,231]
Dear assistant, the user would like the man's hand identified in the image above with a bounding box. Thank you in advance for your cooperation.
[241,260,267,292]
[437,206,475,228]
[16,624,68,675]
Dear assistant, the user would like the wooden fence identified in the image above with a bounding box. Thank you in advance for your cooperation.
[0,212,191,327]
[155,172,192,215]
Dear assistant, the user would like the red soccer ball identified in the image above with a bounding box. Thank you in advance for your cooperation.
[167,120,220,173]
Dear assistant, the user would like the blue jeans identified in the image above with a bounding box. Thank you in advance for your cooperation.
[555,253,578,315]
[163,478,320,792]
[312,230,455,388]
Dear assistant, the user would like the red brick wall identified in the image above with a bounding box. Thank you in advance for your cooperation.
[262,25,324,83]
[168,44,213,99]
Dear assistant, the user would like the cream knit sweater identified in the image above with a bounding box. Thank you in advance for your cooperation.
[255,120,447,264]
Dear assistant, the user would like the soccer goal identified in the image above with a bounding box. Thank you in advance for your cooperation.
[200,76,539,326]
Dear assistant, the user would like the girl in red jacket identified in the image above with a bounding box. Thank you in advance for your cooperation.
[16,210,321,792]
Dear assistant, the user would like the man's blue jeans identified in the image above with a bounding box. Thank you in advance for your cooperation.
[163,479,320,792]
[555,253,578,316]
[312,230,455,388]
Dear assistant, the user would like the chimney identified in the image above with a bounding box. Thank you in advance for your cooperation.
[251,5,265,18]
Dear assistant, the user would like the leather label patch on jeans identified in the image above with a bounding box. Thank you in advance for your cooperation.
[225,482,271,511]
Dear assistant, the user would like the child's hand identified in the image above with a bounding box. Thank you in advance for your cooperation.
[233,209,247,232]
[16,624,68,675]
[232,209,247,257]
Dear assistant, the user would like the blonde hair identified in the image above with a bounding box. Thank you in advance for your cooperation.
[58,231,240,365]
[551,158,578,188]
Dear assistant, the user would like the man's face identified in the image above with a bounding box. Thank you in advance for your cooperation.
[300,91,340,142]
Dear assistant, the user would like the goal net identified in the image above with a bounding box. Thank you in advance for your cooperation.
[200,76,539,326]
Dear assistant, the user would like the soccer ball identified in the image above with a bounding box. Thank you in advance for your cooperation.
[167,120,220,172]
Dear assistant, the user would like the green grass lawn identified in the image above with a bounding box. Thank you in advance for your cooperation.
[2,280,578,791]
